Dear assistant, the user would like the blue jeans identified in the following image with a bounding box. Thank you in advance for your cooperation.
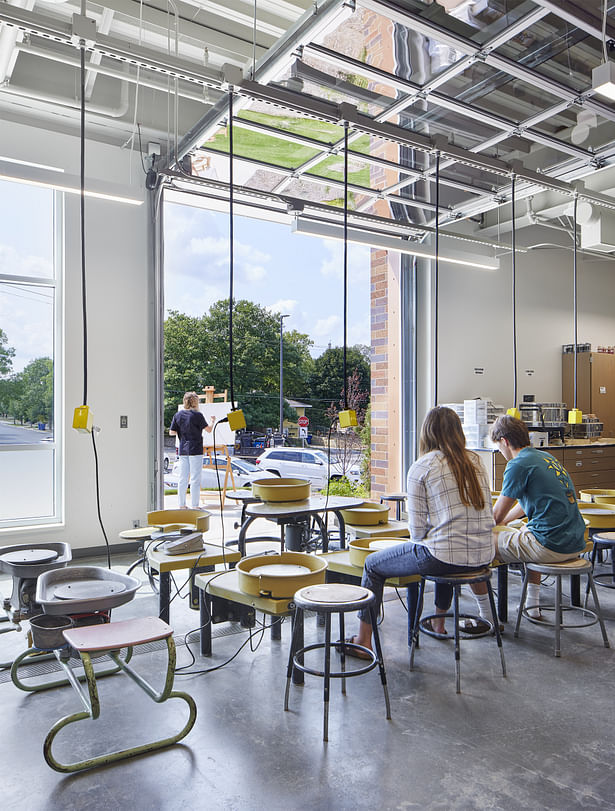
[359,542,479,624]
[178,454,203,509]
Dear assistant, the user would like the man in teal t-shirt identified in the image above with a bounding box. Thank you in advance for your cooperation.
[488,415,585,620]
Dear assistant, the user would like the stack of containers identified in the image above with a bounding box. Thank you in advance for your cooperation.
[463,399,489,448]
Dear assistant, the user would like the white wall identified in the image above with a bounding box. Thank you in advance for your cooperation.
[417,231,615,422]
[0,120,153,550]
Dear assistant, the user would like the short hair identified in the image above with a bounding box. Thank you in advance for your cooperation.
[490,415,530,449]
[183,391,199,409]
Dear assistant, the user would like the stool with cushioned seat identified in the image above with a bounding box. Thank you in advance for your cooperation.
[410,568,506,693]
[515,558,610,657]
[42,616,197,773]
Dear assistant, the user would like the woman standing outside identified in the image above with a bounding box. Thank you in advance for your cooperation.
[348,406,495,654]
[169,392,215,509]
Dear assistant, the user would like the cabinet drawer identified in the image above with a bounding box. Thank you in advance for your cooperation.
[565,456,615,473]
[569,471,615,491]
[564,445,615,462]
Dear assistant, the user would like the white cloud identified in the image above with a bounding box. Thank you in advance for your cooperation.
[266,299,298,316]
[243,264,267,282]
[319,240,371,283]
[314,314,341,338]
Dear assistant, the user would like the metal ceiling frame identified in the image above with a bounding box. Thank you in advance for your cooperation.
[2,0,615,244]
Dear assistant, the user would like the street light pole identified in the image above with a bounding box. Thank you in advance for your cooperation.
[279,314,290,437]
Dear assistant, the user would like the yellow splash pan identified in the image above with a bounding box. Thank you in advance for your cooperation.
[339,502,390,526]
[251,478,311,502]
[348,537,406,568]
[237,552,327,598]
[579,489,615,504]
[577,501,615,529]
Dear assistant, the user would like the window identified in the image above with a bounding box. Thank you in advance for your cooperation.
[0,178,62,526]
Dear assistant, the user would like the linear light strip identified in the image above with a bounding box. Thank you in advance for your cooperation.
[292,218,500,270]
[0,162,143,205]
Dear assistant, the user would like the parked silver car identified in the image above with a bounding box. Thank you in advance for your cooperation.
[164,456,278,490]
[254,447,361,488]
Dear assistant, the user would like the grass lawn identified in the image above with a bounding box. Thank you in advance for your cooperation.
[205,109,372,187]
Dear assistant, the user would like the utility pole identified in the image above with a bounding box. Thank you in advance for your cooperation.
[279,314,290,437]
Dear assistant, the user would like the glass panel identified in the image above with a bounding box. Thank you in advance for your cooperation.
[0,448,54,522]
[0,282,54,433]
[495,12,604,93]
[440,61,562,120]
[0,179,54,278]
[530,103,615,152]
[311,1,530,86]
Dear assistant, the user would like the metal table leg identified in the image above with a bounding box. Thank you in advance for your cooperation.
[159,571,170,623]
[497,564,508,622]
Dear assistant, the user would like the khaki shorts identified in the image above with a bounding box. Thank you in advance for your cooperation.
[495,525,579,565]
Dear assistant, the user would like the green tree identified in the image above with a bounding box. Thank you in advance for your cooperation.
[0,328,15,376]
[308,345,370,429]
[238,392,297,433]
[163,300,314,427]
[163,311,209,425]
[13,357,53,425]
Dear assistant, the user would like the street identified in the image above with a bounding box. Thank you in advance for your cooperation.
[0,421,53,445]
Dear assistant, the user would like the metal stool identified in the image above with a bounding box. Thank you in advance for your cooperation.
[284,583,391,741]
[379,494,406,521]
[410,569,506,693]
[587,531,615,591]
[515,559,610,657]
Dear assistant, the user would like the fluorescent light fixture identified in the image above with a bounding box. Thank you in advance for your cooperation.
[0,159,144,206]
[292,218,500,270]
[592,61,615,101]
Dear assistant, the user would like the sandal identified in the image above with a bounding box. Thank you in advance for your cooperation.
[334,636,373,660]
[420,618,449,639]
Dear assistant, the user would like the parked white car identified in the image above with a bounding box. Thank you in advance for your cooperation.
[254,447,361,488]
[164,456,278,490]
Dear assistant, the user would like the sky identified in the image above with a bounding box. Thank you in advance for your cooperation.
[0,179,54,373]
[0,179,371,377]
[163,201,371,357]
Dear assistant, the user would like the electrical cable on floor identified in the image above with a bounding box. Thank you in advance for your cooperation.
[175,612,279,675]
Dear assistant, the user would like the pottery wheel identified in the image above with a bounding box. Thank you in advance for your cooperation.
[53,580,127,600]
[251,564,311,576]
[300,584,370,603]
[1,548,59,565]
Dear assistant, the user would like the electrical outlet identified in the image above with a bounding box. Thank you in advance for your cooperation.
[120,415,128,428]
[132,519,140,528]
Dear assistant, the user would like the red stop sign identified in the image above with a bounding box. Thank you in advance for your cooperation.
[298,416,309,427]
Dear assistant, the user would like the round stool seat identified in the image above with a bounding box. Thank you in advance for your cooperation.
[526,558,588,576]
[293,583,373,613]
[379,494,406,519]
[422,568,491,584]
[590,532,615,589]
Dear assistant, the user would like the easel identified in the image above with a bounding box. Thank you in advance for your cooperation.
[202,447,236,508]
[196,386,235,507]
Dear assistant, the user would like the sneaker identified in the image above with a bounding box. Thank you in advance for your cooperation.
[459,618,505,635]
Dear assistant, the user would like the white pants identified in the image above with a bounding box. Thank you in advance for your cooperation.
[178,454,203,508]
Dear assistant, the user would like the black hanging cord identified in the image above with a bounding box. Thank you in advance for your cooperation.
[228,91,235,409]
[80,44,88,406]
[511,175,518,410]
[91,431,111,568]
[343,122,349,410]
[434,152,440,408]
[573,194,578,410]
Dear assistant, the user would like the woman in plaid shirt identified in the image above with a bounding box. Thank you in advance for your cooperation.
[346,406,495,655]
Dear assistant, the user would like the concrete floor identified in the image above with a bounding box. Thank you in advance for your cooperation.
[2,511,615,810]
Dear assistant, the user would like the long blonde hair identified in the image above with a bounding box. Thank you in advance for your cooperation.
[419,406,485,510]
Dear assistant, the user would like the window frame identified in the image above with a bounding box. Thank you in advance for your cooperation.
[0,185,63,529]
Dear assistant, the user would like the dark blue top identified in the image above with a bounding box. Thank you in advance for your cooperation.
[169,409,207,456]
[501,447,585,554]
